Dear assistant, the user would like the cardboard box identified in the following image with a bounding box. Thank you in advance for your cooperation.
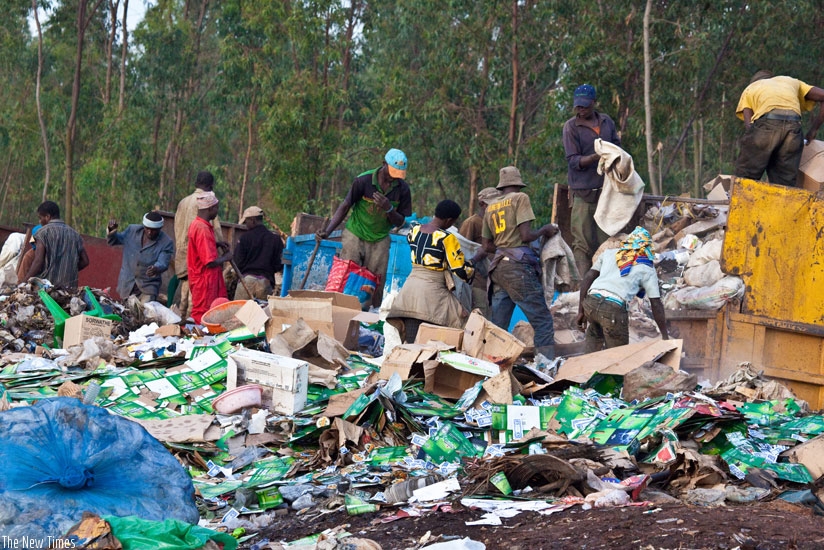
[63,315,113,348]
[375,343,445,381]
[798,139,824,192]
[414,323,464,349]
[423,359,485,400]
[228,348,309,415]
[703,174,734,200]
[461,311,525,368]
[268,291,378,349]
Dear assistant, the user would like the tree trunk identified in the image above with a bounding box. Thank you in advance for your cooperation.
[719,90,725,169]
[161,0,210,208]
[643,0,658,194]
[468,164,478,220]
[238,98,256,220]
[104,0,120,105]
[119,0,129,114]
[65,0,105,225]
[32,0,51,201]
[507,0,519,160]
[334,0,361,202]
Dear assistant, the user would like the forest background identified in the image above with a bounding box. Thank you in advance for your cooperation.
[1,0,823,235]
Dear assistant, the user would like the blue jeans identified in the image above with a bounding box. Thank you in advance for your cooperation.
[489,258,554,352]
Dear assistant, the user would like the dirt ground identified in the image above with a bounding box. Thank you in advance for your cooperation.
[240,499,824,549]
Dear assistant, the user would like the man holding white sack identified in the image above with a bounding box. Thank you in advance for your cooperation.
[562,84,622,277]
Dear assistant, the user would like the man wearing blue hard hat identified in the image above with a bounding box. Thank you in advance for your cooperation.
[562,84,621,277]
[317,148,412,308]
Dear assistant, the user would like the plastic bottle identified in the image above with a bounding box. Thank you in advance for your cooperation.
[229,446,268,471]
[82,382,101,405]
[383,475,441,504]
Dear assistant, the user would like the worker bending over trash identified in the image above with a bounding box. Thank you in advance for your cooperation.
[577,226,669,352]
[26,201,89,289]
[387,200,474,342]
[233,206,283,300]
[316,149,412,309]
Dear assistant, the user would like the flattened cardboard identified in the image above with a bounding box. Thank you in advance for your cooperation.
[703,174,734,199]
[324,383,377,417]
[63,315,113,348]
[423,359,485,400]
[482,370,523,405]
[782,434,824,479]
[553,339,683,386]
[234,300,269,336]
[155,324,181,337]
[415,323,464,349]
[461,311,525,368]
[134,414,215,443]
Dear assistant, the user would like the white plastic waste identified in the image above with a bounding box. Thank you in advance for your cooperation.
[422,538,486,550]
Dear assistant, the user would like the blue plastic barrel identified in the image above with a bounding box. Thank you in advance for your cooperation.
[281,232,412,297]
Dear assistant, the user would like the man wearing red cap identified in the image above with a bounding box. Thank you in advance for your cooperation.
[562,84,621,277]
[316,149,412,308]
[187,191,231,323]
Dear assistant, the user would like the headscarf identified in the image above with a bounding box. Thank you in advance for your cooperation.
[615,226,654,277]
[142,212,164,229]
[196,191,219,209]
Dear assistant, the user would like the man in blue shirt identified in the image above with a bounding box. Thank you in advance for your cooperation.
[107,211,175,303]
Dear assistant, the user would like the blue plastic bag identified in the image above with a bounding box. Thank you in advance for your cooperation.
[0,398,199,538]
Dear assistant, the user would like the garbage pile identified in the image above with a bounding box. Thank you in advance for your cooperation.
[2,282,824,548]
[643,176,744,313]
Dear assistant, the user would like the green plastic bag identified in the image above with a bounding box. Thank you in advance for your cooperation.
[105,515,238,550]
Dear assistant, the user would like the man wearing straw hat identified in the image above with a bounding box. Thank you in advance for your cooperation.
[482,166,560,360]
[107,211,175,303]
[188,192,232,323]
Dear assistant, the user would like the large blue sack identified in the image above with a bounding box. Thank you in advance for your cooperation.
[0,398,199,539]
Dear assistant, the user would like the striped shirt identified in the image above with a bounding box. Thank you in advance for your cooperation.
[33,220,85,288]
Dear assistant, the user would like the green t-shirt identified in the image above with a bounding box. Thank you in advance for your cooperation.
[345,168,412,242]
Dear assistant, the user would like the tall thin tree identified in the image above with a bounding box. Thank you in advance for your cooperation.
[65,0,106,225]
[32,0,51,201]
[643,0,658,194]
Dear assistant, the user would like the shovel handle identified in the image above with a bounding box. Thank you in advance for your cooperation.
[300,217,329,289]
